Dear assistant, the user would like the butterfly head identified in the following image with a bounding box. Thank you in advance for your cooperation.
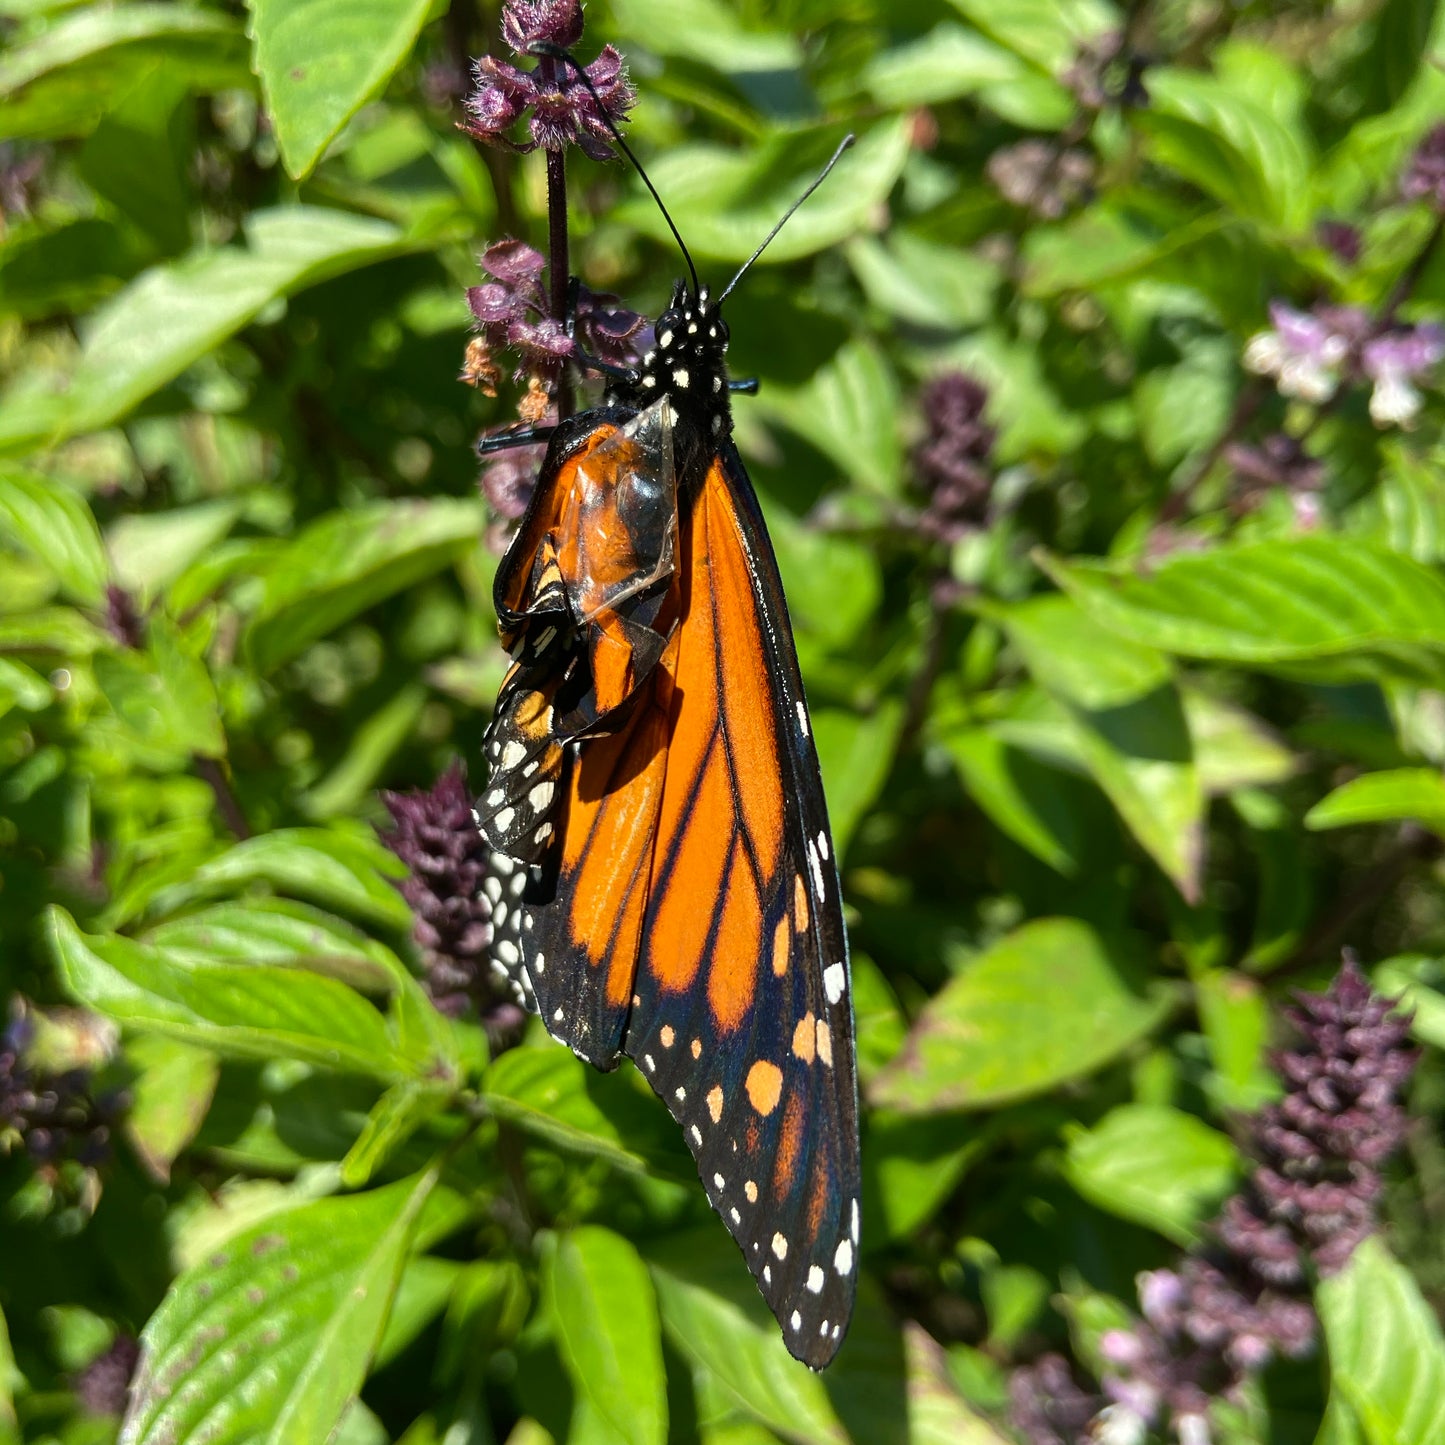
[635,281,733,440]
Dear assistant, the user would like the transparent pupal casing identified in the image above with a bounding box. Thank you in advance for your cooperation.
[556,399,677,625]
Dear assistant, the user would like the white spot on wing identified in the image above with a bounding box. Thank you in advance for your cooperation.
[807,1265,824,1294]
[807,839,826,900]
[796,701,809,736]
[500,741,526,770]
[771,1232,788,1260]
[672,368,690,389]
[494,807,515,833]
[818,830,830,862]
[824,962,846,1004]
[834,1239,853,1275]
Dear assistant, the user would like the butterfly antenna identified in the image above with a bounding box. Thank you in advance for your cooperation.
[716,134,855,305]
[530,42,700,297]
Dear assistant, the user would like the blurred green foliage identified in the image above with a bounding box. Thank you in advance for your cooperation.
[4,1,1445,1443]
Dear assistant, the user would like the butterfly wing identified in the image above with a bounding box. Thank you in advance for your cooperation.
[482,405,682,1066]
[622,447,860,1370]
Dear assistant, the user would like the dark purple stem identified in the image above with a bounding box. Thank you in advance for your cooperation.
[194,757,251,840]
[545,145,573,421]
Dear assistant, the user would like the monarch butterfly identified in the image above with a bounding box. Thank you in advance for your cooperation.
[474,114,860,1369]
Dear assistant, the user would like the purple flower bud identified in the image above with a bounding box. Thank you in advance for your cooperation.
[380,763,499,1020]
[74,1335,140,1417]
[1361,325,1445,428]
[911,371,996,542]
[104,584,145,649]
[1316,220,1362,265]
[986,139,1094,219]
[1401,123,1445,211]
[463,35,635,161]
[501,0,585,53]
[1008,1354,1106,1445]
[1224,433,1325,513]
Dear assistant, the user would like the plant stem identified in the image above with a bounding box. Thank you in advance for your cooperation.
[194,757,251,840]
[546,145,574,421]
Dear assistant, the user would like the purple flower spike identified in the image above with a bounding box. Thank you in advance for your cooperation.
[466,239,647,384]
[381,762,512,1029]
[463,3,635,162]
[1073,957,1418,1445]
[1243,303,1353,403]
[911,371,996,542]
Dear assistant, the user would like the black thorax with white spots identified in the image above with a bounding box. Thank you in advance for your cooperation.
[627,281,732,474]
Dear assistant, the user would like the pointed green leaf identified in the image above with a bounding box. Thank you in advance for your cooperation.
[870,920,1175,1114]
[1064,1104,1239,1245]
[49,908,405,1079]
[1043,538,1445,684]
[1305,769,1445,835]
[245,499,483,672]
[647,1230,846,1445]
[245,0,434,180]
[0,465,107,603]
[123,1036,221,1183]
[341,1080,448,1188]
[0,208,408,454]
[1317,1236,1445,1445]
[122,1169,439,1445]
[546,1228,667,1445]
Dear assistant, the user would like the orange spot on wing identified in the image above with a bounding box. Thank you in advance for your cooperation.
[794,873,810,934]
[707,1084,724,1123]
[816,1019,833,1068]
[792,1012,816,1063]
[806,1159,830,1240]
[659,1025,675,1049]
[745,1060,782,1117]
[690,1038,702,1059]
[746,1120,760,1153]
[772,1091,804,1200]
[771,915,790,977]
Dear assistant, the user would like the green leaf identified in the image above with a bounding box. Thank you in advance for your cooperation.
[93,618,226,764]
[482,1046,688,1182]
[0,208,409,454]
[245,0,434,180]
[897,1323,1012,1445]
[811,701,904,860]
[107,500,243,602]
[608,0,801,71]
[1063,1104,1239,1245]
[1184,689,1296,796]
[142,898,402,994]
[122,1168,439,1445]
[945,0,1116,73]
[0,1304,19,1433]
[546,1228,667,1445]
[245,498,483,672]
[1043,538,1445,685]
[133,828,412,931]
[0,4,247,142]
[1139,67,1314,229]
[870,919,1175,1114]
[647,1231,846,1445]
[862,23,1029,108]
[340,1080,448,1189]
[619,121,910,266]
[1317,1236,1445,1445]
[758,340,902,495]
[989,594,1174,710]
[123,1035,220,1184]
[847,231,1000,332]
[1351,445,1445,565]
[1061,683,1204,901]
[0,465,107,603]
[49,907,406,1080]
[1305,769,1445,834]
[942,711,1089,875]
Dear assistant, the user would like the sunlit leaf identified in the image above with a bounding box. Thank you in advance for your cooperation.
[870,920,1176,1114]
[122,1168,439,1445]
[1064,1104,1239,1245]
[546,1228,667,1445]
[1305,769,1445,835]
[50,908,406,1080]
[1317,1236,1445,1445]
[0,465,107,604]
[246,0,435,180]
